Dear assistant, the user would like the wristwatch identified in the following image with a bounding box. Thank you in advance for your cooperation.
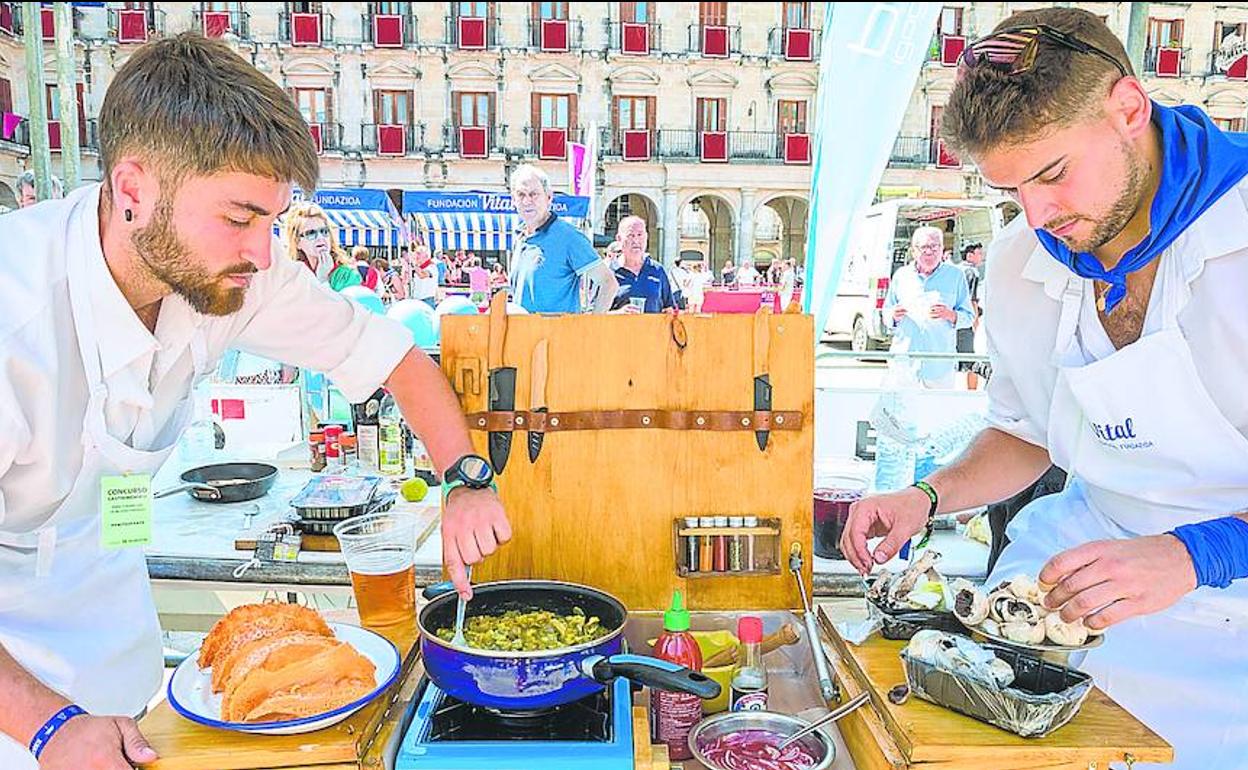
[441,454,497,501]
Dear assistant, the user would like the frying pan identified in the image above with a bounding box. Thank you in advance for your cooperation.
[154,462,278,503]
[419,579,720,711]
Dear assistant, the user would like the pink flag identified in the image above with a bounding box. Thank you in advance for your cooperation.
[2,113,22,141]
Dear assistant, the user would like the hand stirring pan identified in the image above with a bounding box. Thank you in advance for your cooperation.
[451,565,472,647]
[777,691,871,750]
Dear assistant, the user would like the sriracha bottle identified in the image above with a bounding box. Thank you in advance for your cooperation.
[650,590,703,760]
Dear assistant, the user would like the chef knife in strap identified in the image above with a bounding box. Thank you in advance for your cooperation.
[753,307,773,451]
[528,339,549,463]
[486,291,516,473]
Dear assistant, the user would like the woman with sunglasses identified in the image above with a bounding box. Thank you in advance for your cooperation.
[282,201,340,283]
[843,8,1248,768]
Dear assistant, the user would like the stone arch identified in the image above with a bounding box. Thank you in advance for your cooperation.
[753,194,809,266]
[677,192,736,271]
[602,191,660,250]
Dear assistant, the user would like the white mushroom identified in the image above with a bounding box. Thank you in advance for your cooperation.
[952,579,989,626]
[1008,575,1047,604]
[1044,613,1090,647]
[1001,620,1045,645]
[981,618,1001,637]
[989,590,1044,625]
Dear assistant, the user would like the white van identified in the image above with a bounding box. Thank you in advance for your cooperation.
[824,198,1008,351]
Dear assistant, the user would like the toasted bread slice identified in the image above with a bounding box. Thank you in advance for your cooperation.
[199,603,332,669]
[212,631,341,694]
[242,677,377,723]
[222,642,377,722]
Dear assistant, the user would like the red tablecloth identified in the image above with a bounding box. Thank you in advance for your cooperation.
[701,287,802,313]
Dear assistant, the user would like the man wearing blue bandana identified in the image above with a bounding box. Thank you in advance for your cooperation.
[842,8,1248,768]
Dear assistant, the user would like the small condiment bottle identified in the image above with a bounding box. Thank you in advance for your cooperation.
[698,516,715,572]
[323,425,344,470]
[308,428,326,472]
[727,516,745,572]
[340,432,358,468]
[730,616,769,711]
[684,517,701,573]
[743,515,758,571]
[713,515,729,572]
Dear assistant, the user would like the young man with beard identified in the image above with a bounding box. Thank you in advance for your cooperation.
[842,9,1248,768]
[0,34,508,770]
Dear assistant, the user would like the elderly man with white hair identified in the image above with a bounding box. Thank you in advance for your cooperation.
[881,225,975,389]
[508,164,617,313]
[16,171,64,209]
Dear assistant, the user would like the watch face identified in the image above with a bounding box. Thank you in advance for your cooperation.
[459,456,493,484]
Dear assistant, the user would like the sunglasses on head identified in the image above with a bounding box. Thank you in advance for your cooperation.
[299,227,331,240]
[959,24,1128,79]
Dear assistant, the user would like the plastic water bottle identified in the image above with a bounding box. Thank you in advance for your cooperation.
[873,436,916,493]
[924,413,988,464]
[181,385,217,463]
[377,392,406,476]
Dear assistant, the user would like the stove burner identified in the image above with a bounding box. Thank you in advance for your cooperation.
[428,690,613,742]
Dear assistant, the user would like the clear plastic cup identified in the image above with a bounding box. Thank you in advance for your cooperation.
[333,511,418,628]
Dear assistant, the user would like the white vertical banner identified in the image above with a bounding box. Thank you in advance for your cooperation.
[567,121,599,236]
[803,2,942,338]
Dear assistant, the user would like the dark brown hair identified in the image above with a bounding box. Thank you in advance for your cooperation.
[99,32,318,192]
[942,8,1134,157]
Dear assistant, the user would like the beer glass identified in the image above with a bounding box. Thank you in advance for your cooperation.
[333,511,418,627]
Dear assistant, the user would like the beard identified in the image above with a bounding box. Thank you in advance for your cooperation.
[1044,140,1149,254]
[132,197,254,316]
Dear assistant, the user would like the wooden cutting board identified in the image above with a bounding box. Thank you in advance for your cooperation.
[817,608,1173,770]
[138,616,421,770]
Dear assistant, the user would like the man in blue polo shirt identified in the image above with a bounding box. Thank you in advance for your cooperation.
[508,164,617,313]
[613,215,675,313]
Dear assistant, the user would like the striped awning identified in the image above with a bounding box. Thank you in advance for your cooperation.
[411,212,522,253]
[274,208,401,249]
[323,208,401,248]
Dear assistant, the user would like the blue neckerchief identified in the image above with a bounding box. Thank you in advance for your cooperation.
[1035,102,1248,313]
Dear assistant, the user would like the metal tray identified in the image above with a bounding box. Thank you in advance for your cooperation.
[293,492,396,535]
[901,639,1093,738]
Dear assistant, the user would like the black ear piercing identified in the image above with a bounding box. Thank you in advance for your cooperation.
[124,209,133,222]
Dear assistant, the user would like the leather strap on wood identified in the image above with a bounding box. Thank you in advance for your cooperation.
[467,409,803,433]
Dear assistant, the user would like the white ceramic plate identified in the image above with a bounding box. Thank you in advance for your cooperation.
[168,622,401,735]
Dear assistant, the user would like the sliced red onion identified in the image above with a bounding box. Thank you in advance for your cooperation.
[700,729,818,770]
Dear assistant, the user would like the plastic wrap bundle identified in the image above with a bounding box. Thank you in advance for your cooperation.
[900,631,1093,738]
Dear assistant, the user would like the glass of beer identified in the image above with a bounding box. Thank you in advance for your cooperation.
[333,511,418,628]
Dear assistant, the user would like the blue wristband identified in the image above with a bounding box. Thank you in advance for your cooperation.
[29,704,86,759]
[1168,516,1248,589]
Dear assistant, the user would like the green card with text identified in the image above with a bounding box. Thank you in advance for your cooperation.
[100,474,153,549]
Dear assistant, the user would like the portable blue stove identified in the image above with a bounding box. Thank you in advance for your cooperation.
[395,675,637,770]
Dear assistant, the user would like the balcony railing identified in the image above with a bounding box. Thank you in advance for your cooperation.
[687,24,741,57]
[442,123,509,155]
[363,11,416,47]
[526,16,582,51]
[279,11,334,46]
[767,26,819,59]
[606,20,662,54]
[361,123,426,155]
[598,129,804,162]
[0,116,29,149]
[192,8,249,39]
[1208,50,1248,79]
[445,14,500,48]
[308,122,343,153]
[890,136,931,167]
[1143,45,1190,76]
[521,126,586,158]
[108,7,164,43]
[0,2,23,37]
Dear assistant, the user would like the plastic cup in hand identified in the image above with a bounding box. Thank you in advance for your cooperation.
[628,297,647,314]
[813,475,867,560]
[333,511,418,628]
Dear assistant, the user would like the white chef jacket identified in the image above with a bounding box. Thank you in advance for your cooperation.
[0,184,414,535]
[982,179,1248,451]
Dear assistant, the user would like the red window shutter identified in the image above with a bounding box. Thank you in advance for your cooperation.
[646,96,656,136]
[40,6,54,40]
[48,121,62,150]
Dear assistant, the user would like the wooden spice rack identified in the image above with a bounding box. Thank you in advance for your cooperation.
[672,517,782,578]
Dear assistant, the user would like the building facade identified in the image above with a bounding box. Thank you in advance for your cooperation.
[884,1,1248,199]
[0,1,822,271]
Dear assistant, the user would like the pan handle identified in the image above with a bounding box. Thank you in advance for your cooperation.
[153,483,221,500]
[422,580,457,601]
[582,654,721,700]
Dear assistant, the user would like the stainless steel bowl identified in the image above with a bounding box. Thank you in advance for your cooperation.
[688,710,834,770]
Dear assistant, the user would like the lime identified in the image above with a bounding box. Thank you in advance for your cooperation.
[400,477,429,502]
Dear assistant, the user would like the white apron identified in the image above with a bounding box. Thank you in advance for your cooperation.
[990,270,1248,769]
[0,243,205,767]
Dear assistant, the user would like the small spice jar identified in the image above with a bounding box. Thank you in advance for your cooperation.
[308,428,326,472]
[698,516,715,572]
[713,515,729,572]
[728,516,745,572]
[684,516,701,573]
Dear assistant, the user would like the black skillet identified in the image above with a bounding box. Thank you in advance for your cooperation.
[153,462,278,503]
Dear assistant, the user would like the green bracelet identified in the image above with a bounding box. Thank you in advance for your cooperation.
[912,480,939,520]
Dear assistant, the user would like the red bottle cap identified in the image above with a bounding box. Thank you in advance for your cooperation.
[737,616,763,644]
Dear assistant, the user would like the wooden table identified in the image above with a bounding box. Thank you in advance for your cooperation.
[817,608,1173,770]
